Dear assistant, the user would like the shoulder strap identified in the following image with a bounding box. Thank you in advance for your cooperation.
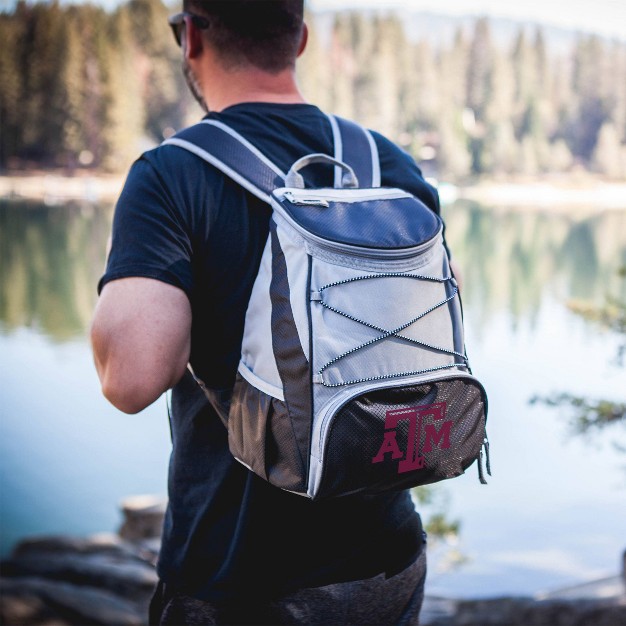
[162,115,382,199]
[163,119,285,203]
[327,114,381,188]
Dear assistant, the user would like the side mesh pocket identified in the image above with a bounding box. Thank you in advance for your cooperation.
[315,377,487,499]
[228,373,308,494]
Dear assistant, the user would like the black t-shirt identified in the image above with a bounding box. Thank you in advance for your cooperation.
[100,103,440,604]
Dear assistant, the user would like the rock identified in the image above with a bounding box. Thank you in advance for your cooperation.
[0,577,146,625]
[2,551,157,602]
[420,595,458,624]
[11,533,154,565]
[0,498,167,626]
[118,495,167,542]
[422,596,626,626]
[0,532,158,625]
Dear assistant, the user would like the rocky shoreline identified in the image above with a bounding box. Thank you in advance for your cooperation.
[0,496,164,626]
[1,497,625,625]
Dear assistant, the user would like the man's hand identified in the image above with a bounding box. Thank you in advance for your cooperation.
[90,277,192,414]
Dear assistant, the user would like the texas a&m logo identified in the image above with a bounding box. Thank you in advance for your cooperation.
[372,402,451,473]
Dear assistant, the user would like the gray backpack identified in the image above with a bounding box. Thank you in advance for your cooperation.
[164,115,489,500]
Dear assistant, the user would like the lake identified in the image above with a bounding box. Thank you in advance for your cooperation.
[1,196,625,600]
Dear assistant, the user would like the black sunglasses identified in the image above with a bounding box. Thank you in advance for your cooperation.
[168,12,210,47]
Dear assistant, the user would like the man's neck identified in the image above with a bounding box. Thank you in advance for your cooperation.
[201,61,307,112]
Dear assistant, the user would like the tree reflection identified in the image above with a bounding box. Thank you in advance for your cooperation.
[442,202,626,336]
[1,201,625,345]
[0,200,112,340]
[530,268,626,451]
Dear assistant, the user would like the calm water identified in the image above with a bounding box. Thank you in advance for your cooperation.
[1,197,625,599]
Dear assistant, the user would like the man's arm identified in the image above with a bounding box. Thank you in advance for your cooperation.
[90,277,192,414]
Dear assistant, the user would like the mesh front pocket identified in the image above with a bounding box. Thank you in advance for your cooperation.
[315,378,487,499]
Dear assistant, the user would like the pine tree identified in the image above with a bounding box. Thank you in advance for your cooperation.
[482,46,517,174]
[466,17,494,124]
[296,11,332,111]
[436,111,472,180]
[58,8,86,169]
[466,18,495,174]
[433,28,471,180]
[21,1,69,164]
[74,4,110,168]
[328,13,356,119]
[592,122,625,178]
[350,12,378,127]
[570,35,610,162]
[369,15,405,138]
[0,8,25,168]
[101,4,145,172]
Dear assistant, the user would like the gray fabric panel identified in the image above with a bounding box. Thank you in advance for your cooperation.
[269,223,312,476]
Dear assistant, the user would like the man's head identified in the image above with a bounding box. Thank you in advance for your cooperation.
[180,0,305,73]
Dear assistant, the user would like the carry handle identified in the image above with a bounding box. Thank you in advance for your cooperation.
[285,153,359,189]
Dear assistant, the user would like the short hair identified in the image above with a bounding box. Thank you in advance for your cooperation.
[183,0,305,73]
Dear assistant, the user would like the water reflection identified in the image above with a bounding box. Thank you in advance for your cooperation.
[442,202,626,335]
[2,199,624,342]
[0,200,113,340]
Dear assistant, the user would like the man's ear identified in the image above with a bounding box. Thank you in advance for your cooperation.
[183,17,204,60]
[296,23,308,58]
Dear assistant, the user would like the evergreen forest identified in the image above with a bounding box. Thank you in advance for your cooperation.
[1,0,626,181]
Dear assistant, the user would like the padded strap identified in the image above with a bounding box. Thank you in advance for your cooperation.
[163,119,286,203]
[163,116,381,199]
[327,114,381,188]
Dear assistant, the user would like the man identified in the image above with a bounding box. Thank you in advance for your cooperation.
[91,1,441,623]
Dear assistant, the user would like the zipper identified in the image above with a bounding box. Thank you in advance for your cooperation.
[271,198,441,261]
[280,187,413,204]
[283,191,329,208]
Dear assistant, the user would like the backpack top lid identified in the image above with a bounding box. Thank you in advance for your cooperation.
[276,188,441,250]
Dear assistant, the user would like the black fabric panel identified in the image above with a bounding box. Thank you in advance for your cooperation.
[173,123,283,197]
[227,373,270,481]
[228,373,307,493]
[269,223,312,479]
[316,378,487,499]
[279,195,441,249]
[334,116,375,187]
[266,396,307,493]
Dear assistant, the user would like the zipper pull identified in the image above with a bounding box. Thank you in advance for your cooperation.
[283,191,329,208]
[477,437,492,485]
[477,448,487,484]
[484,437,492,477]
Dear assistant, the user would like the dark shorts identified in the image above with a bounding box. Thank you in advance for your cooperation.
[149,550,427,626]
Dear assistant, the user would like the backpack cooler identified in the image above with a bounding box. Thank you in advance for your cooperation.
[164,115,489,500]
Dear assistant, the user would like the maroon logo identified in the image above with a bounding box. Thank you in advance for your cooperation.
[372,402,451,473]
